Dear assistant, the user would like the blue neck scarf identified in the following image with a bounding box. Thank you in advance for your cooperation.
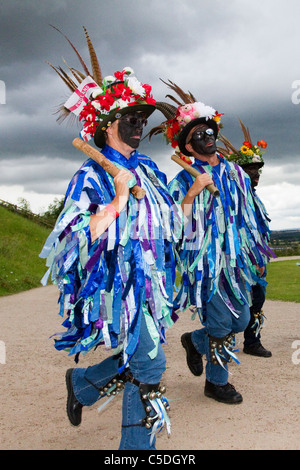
[102,144,139,169]
[193,154,224,175]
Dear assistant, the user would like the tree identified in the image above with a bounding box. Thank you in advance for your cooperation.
[17,197,31,213]
[40,197,64,225]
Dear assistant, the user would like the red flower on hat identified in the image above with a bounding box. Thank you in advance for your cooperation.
[143,84,152,95]
[257,140,267,149]
[77,68,156,140]
[146,94,156,105]
[164,118,181,149]
[114,70,126,81]
[243,141,252,148]
[111,82,126,99]
[142,84,156,104]
[97,93,115,111]
[82,121,99,135]
[122,86,135,102]
[79,103,97,122]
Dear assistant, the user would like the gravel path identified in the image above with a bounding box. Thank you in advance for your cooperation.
[0,282,299,450]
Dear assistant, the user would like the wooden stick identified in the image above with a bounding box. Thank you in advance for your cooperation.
[171,154,220,197]
[72,138,146,199]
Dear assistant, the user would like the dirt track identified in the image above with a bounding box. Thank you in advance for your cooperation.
[0,276,299,450]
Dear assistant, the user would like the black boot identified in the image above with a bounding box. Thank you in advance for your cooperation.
[181,332,203,376]
[204,380,243,404]
[66,369,83,426]
[243,342,272,357]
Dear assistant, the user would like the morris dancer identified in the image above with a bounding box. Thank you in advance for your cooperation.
[218,121,273,357]
[40,29,182,450]
[152,81,274,403]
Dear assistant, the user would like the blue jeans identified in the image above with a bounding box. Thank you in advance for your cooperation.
[72,312,166,450]
[191,291,250,386]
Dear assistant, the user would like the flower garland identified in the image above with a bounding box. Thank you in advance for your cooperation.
[79,67,156,139]
[226,140,267,166]
[163,102,223,165]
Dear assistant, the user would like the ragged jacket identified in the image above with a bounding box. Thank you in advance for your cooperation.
[40,145,182,364]
[168,154,275,321]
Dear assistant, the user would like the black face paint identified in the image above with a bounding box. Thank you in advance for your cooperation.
[118,112,147,149]
[189,126,217,155]
[243,164,262,188]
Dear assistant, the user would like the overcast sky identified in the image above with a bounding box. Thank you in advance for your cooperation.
[0,0,299,230]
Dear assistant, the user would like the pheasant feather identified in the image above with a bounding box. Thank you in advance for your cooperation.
[218,134,239,155]
[155,102,177,120]
[62,58,83,85]
[239,119,252,145]
[83,26,103,86]
[45,61,77,92]
[49,24,91,77]
[161,79,196,105]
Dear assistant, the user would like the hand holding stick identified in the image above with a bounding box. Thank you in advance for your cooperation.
[72,138,146,199]
[171,154,220,197]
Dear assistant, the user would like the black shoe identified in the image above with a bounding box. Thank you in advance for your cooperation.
[181,332,203,376]
[66,369,83,426]
[204,380,243,404]
[243,343,272,357]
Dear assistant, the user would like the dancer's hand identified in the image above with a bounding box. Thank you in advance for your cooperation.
[188,174,214,198]
[112,169,132,212]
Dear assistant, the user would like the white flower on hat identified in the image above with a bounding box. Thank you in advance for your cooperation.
[252,154,262,163]
[103,75,115,85]
[91,100,101,110]
[127,76,145,97]
[113,99,128,109]
[193,102,216,120]
[91,88,102,99]
[177,101,217,127]
[123,67,134,75]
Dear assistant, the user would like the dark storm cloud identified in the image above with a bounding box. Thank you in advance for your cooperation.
[1,0,299,156]
[0,0,299,228]
[0,0,226,82]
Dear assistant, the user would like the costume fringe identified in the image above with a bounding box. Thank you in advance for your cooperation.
[169,154,276,320]
[40,149,182,362]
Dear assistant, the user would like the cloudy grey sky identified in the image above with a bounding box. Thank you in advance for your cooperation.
[0,0,299,230]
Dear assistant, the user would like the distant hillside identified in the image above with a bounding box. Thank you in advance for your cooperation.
[1,203,299,297]
[0,198,55,228]
[270,229,300,255]
[0,205,51,296]
[270,229,300,241]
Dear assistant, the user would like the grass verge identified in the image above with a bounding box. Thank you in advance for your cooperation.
[0,206,51,296]
[266,260,300,303]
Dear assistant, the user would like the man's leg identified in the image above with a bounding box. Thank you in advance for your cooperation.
[243,284,272,357]
[66,355,120,425]
[119,312,167,450]
[181,330,204,376]
[195,291,249,403]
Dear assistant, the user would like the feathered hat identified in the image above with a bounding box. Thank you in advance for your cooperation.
[217,119,267,168]
[47,26,156,148]
[149,80,223,162]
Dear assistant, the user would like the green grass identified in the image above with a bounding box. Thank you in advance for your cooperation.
[0,206,51,296]
[266,260,300,303]
[1,204,299,303]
